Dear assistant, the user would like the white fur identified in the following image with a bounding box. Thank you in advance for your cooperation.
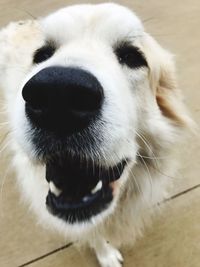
[0,3,192,267]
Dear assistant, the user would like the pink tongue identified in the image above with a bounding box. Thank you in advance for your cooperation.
[109,181,118,195]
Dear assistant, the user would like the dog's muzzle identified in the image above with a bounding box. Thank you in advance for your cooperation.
[22,66,127,223]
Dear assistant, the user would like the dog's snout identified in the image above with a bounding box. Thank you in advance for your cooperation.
[22,67,104,135]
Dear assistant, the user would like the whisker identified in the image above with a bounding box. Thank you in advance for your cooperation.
[150,164,179,180]
[137,151,153,198]
[0,140,10,156]
[125,137,177,180]
[0,163,12,217]
[122,157,148,204]
[138,155,170,160]
[130,129,161,170]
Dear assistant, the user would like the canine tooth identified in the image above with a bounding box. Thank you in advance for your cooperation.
[83,196,90,202]
[49,181,62,197]
[91,180,102,194]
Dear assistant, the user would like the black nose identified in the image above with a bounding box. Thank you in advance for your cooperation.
[22,67,104,135]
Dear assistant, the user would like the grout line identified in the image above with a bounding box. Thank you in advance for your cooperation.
[18,184,200,267]
[17,243,73,267]
[164,184,200,202]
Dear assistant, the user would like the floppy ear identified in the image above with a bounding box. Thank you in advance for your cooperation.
[139,33,193,129]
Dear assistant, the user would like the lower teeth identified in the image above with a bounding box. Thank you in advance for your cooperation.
[82,196,90,202]
[49,180,103,202]
[91,180,102,194]
[49,181,62,197]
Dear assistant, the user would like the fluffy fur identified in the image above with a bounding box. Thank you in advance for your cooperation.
[0,3,192,267]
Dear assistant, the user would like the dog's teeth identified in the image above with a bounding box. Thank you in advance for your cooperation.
[82,196,90,202]
[49,181,62,197]
[91,180,102,194]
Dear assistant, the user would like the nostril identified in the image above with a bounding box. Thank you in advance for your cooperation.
[22,81,49,111]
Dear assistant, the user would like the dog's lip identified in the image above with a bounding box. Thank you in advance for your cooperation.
[45,158,128,223]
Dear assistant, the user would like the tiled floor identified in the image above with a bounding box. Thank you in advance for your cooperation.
[0,1,200,267]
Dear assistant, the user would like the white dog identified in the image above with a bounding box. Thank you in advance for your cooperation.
[0,3,192,267]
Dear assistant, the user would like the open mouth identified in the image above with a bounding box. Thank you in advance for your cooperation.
[45,156,127,223]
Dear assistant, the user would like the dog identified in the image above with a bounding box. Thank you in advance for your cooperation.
[0,3,193,267]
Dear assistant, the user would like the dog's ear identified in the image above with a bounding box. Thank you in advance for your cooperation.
[139,33,193,129]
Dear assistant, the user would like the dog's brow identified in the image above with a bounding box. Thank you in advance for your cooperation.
[113,32,144,48]
[45,39,58,47]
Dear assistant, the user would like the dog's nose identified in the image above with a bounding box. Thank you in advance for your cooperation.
[22,67,104,135]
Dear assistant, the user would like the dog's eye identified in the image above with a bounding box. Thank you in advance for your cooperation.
[33,45,56,64]
[115,45,148,69]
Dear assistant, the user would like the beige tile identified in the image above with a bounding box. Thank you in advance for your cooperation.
[0,0,104,27]
[26,245,98,267]
[26,188,200,267]
[124,188,200,267]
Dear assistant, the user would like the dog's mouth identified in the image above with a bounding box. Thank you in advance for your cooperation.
[45,157,127,223]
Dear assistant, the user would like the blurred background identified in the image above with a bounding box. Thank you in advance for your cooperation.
[0,1,200,266]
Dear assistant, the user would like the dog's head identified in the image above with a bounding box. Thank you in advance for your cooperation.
[0,4,192,232]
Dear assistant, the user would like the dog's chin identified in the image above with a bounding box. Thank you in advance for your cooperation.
[44,156,128,223]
